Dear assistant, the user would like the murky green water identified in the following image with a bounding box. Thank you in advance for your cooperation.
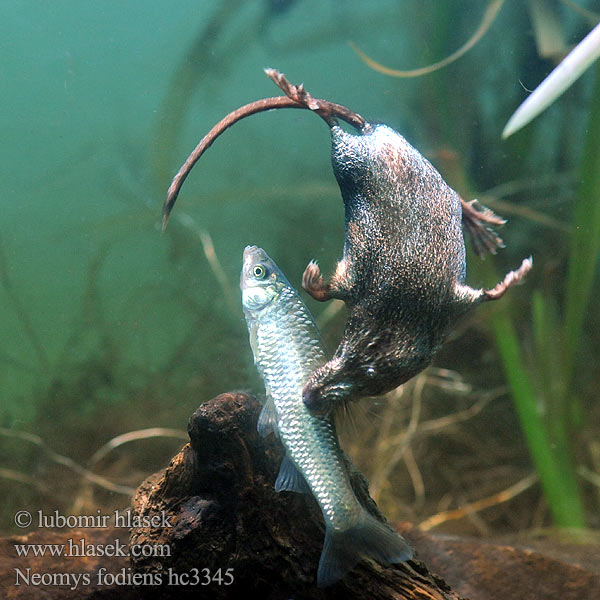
[1,0,598,541]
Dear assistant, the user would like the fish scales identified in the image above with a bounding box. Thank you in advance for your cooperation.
[250,280,359,528]
[241,245,412,586]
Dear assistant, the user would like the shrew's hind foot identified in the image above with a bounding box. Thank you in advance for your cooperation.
[484,256,533,300]
[303,261,332,302]
[461,197,506,257]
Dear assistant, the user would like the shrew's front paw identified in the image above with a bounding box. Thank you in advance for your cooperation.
[484,256,533,300]
[302,260,331,302]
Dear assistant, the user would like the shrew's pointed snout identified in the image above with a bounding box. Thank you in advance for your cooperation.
[302,382,330,416]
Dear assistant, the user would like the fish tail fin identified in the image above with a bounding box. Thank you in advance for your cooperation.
[317,509,413,587]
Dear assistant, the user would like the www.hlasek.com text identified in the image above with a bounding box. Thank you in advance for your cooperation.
[14,538,170,559]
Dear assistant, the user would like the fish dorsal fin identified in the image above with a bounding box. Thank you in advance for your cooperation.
[257,392,279,438]
[275,455,309,494]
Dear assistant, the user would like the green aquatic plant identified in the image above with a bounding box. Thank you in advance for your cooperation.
[563,62,600,393]
[489,61,600,529]
[490,303,586,527]
[503,20,600,138]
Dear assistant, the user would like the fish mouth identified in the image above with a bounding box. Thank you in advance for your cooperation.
[241,245,269,291]
[243,245,267,266]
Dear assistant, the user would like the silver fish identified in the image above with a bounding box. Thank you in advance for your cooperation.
[241,245,412,587]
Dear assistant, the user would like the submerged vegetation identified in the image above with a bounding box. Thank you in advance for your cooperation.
[1,0,599,540]
[494,60,600,528]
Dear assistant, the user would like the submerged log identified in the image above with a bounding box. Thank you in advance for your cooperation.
[129,391,463,599]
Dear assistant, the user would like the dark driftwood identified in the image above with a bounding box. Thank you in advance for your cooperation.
[129,392,462,599]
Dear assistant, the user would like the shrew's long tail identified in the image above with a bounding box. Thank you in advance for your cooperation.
[162,69,368,230]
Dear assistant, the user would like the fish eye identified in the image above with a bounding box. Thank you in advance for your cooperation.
[253,264,266,279]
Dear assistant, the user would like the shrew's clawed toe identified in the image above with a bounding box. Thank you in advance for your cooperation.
[302,261,331,302]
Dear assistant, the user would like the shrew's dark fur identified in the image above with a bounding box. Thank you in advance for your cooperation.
[301,123,531,414]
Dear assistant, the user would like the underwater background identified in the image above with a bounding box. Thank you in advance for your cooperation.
[1,0,599,542]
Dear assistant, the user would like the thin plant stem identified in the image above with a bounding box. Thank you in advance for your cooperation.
[491,311,586,527]
[419,473,538,531]
[563,62,600,399]
[0,428,135,496]
[349,0,505,78]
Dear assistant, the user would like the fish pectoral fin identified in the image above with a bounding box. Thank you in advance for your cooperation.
[249,321,260,363]
[317,510,413,588]
[274,455,310,494]
[257,393,279,438]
